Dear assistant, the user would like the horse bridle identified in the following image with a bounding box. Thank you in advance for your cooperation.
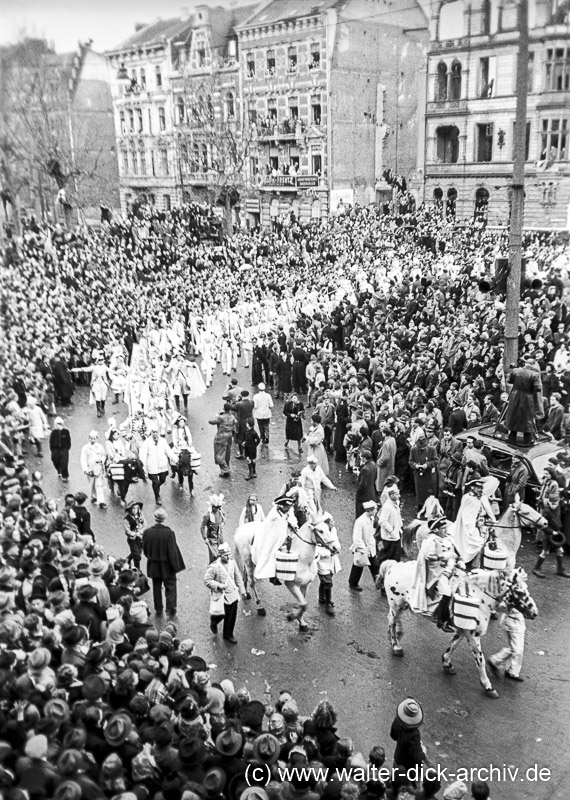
[287,519,337,553]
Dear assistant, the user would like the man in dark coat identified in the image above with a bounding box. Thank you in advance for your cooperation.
[49,416,71,481]
[232,390,255,459]
[505,356,544,445]
[50,353,74,405]
[142,508,186,616]
[355,449,378,518]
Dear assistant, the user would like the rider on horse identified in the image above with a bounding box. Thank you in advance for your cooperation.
[410,515,462,633]
[453,475,497,569]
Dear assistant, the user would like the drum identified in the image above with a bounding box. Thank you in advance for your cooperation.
[453,594,480,630]
[275,550,299,583]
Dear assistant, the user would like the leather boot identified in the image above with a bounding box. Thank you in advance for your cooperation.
[318,583,326,605]
[533,556,546,578]
[269,576,282,586]
[434,596,454,633]
[556,555,570,578]
[324,586,335,616]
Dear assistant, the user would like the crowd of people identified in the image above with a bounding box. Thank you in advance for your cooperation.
[2,197,570,799]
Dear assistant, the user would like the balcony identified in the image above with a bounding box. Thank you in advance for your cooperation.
[425,161,515,178]
[256,121,305,141]
[537,89,570,110]
[426,99,468,115]
[183,171,219,186]
[260,174,321,191]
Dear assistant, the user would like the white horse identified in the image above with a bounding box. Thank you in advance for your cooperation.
[378,563,538,698]
[378,501,546,698]
[233,507,340,631]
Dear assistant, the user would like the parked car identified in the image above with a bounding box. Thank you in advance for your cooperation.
[455,424,569,506]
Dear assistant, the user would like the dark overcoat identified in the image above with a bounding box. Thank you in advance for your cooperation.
[142,523,186,579]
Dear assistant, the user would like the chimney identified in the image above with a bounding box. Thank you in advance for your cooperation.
[181,7,190,20]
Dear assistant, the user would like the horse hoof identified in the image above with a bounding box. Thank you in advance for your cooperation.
[245,592,252,601]
[485,687,499,699]
[286,612,296,622]
[299,624,309,632]
[392,647,404,658]
[257,607,267,617]
[442,664,457,675]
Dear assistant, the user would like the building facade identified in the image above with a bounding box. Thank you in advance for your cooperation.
[237,0,428,227]
[420,0,570,229]
[107,0,428,225]
[107,6,254,215]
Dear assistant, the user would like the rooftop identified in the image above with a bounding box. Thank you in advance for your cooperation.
[238,0,342,29]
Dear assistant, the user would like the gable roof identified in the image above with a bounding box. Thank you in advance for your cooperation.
[110,18,194,52]
[237,0,342,29]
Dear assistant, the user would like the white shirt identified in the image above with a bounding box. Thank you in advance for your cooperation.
[253,390,274,420]
[139,436,176,474]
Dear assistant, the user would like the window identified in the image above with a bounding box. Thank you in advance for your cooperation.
[545,48,570,91]
[164,194,171,211]
[121,149,128,174]
[312,153,322,174]
[128,109,135,132]
[160,148,169,175]
[433,188,443,211]
[436,62,448,101]
[436,125,460,163]
[140,68,146,89]
[131,149,138,175]
[288,96,299,121]
[177,98,185,125]
[311,95,322,125]
[191,143,200,171]
[136,108,143,133]
[512,120,531,161]
[541,118,568,162]
[476,123,494,162]
[158,107,166,132]
[481,0,491,34]
[479,57,496,97]
[148,109,153,134]
[310,43,321,70]
[268,99,277,120]
[201,144,208,171]
[269,155,279,171]
[226,92,235,119]
[474,187,489,221]
[246,52,255,77]
[446,188,457,219]
[139,148,146,175]
[207,95,214,121]
[288,46,297,73]
[449,60,462,100]
[198,48,206,67]
[155,65,162,88]
[119,111,126,134]
[248,100,257,124]
[266,49,275,75]
[250,155,259,176]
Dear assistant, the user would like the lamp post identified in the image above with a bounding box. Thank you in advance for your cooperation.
[503,0,528,377]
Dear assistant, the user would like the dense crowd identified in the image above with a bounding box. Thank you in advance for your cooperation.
[1,198,570,800]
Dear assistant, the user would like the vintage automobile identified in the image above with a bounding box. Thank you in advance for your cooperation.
[455,423,569,506]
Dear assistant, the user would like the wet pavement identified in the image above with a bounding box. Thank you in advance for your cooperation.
[36,360,570,800]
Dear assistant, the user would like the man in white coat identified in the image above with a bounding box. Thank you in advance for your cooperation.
[376,485,403,570]
[300,455,337,514]
[348,501,379,591]
[453,476,496,569]
[25,397,48,457]
[204,542,246,644]
[139,430,177,505]
[253,382,274,444]
[80,430,108,508]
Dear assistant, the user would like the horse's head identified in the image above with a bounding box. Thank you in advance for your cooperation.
[512,500,548,531]
[503,568,538,620]
[310,520,340,554]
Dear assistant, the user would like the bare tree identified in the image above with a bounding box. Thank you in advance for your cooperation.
[175,67,255,235]
[0,37,104,228]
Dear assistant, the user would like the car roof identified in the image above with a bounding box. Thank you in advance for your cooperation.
[455,424,564,461]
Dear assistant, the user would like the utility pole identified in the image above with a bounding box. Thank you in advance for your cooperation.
[503,0,528,376]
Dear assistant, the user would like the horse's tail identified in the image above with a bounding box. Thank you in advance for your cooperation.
[402,520,421,558]
[375,559,398,591]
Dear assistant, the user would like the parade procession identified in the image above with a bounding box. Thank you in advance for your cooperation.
[1,0,570,798]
